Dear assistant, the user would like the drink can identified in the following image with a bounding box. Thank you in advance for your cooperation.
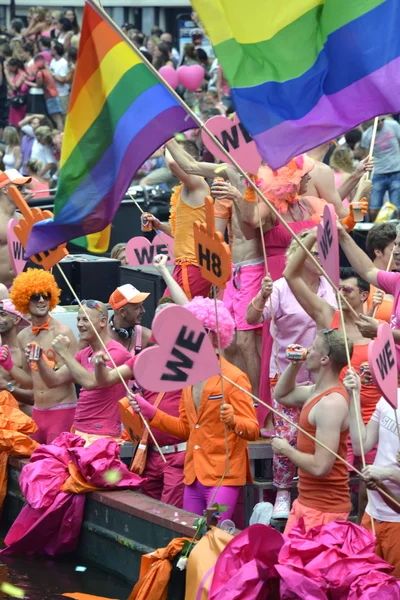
[360,362,372,386]
[286,344,307,361]
[141,212,152,232]
[29,342,41,362]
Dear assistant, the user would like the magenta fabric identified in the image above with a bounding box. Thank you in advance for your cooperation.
[209,524,284,600]
[183,479,241,520]
[277,519,400,599]
[1,432,143,556]
[74,340,131,436]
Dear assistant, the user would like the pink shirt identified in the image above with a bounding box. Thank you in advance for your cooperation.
[263,277,337,383]
[74,340,131,436]
[126,355,183,448]
[377,270,400,370]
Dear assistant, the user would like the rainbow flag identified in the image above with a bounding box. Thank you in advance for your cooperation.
[26,0,194,256]
[192,0,400,168]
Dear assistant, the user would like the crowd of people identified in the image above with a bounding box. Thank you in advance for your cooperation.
[0,7,400,582]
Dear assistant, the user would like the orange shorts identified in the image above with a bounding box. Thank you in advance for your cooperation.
[73,428,123,448]
[362,513,400,578]
[284,499,350,535]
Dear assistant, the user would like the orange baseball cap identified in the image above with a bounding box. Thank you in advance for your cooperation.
[109,284,150,310]
[0,169,31,189]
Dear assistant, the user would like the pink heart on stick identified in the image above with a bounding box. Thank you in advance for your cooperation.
[126,233,174,267]
[369,322,398,409]
[7,218,26,275]
[317,204,339,288]
[177,65,205,91]
[133,305,220,392]
[201,114,262,174]
[159,65,179,90]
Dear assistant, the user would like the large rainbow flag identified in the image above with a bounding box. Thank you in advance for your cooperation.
[26,0,194,256]
[191,0,400,168]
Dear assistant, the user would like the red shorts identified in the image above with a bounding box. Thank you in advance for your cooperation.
[31,404,76,445]
[165,263,211,300]
[362,513,400,578]
[284,499,350,535]
[141,448,185,508]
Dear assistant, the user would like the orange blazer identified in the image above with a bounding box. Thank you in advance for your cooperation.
[150,357,259,486]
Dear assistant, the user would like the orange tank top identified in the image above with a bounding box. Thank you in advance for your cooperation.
[366,284,393,324]
[169,183,207,264]
[330,311,381,423]
[297,385,351,513]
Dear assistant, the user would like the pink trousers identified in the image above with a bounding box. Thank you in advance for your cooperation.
[183,479,241,520]
[31,405,76,445]
[141,448,185,508]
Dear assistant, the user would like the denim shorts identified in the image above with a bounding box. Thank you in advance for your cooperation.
[370,171,400,209]
[45,95,63,115]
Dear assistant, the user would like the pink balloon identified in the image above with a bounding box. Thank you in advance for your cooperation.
[177,65,205,91]
[159,66,178,90]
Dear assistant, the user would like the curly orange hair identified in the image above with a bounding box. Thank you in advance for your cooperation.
[10,269,61,315]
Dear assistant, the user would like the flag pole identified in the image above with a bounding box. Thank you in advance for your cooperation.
[87,0,358,319]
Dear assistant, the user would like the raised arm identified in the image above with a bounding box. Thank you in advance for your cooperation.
[165,138,230,181]
[36,352,72,389]
[274,360,314,407]
[0,345,33,390]
[153,254,188,305]
[51,335,97,390]
[337,157,374,201]
[164,145,210,192]
[337,223,379,286]
[273,392,348,477]
[246,275,273,325]
[283,229,334,329]
[343,369,379,455]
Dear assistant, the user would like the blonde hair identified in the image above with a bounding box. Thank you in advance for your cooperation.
[34,6,46,21]
[3,126,20,148]
[35,126,54,146]
[110,243,126,260]
[329,147,354,174]
[26,158,43,174]
[285,230,311,262]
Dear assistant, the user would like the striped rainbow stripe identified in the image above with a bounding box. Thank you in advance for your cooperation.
[192,0,400,168]
[27,0,194,256]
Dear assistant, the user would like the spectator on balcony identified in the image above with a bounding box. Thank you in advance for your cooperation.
[25,7,48,41]
[57,17,73,50]
[64,9,80,34]
[25,158,50,198]
[3,126,22,171]
[50,42,69,114]
[33,54,63,131]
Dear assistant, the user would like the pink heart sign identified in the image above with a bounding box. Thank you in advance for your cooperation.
[317,204,339,287]
[7,218,26,275]
[133,304,220,392]
[177,65,205,91]
[201,113,262,174]
[126,233,174,267]
[369,322,398,409]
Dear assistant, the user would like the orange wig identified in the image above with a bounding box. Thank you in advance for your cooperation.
[10,269,61,315]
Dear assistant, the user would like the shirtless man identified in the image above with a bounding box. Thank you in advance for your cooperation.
[147,139,212,300]
[0,299,33,415]
[159,140,264,397]
[305,142,373,218]
[0,169,32,287]
[0,269,77,444]
[108,284,152,356]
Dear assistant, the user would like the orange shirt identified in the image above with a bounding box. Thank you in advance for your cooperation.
[169,183,207,264]
[366,284,393,324]
[331,311,381,424]
[297,385,351,513]
[214,196,233,248]
[149,357,259,486]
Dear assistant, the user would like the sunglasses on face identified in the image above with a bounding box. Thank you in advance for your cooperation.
[319,327,338,357]
[30,292,51,302]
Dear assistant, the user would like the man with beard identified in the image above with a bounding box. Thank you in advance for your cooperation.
[0,269,77,443]
[108,285,152,356]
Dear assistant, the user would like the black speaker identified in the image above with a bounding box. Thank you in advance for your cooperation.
[54,257,121,304]
[119,265,171,328]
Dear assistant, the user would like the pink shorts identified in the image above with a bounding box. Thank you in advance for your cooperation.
[346,441,377,471]
[31,404,76,445]
[284,499,349,535]
[223,260,265,330]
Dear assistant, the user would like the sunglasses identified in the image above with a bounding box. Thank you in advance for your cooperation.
[30,292,51,302]
[338,284,355,294]
[81,299,105,316]
[319,327,338,357]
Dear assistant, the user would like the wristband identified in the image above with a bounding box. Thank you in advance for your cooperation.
[251,298,265,313]
[0,345,14,372]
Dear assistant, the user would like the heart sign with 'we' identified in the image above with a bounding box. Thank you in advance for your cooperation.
[317,204,339,288]
[7,218,26,275]
[126,232,174,267]
[369,322,398,410]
